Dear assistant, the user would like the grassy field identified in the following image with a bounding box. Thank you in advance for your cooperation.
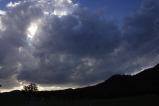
[41,95,159,106]
[1,95,158,106]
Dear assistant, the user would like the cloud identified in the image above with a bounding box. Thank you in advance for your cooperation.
[0,0,43,88]
[34,10,121,57]
[0,0,159,90]
[17,1,122,86]
[121,0,159,70]
[6,1,21,8]
[0,10,6,15]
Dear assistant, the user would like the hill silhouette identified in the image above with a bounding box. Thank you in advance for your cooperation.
[0,64,159,105]
[66,63,159,98]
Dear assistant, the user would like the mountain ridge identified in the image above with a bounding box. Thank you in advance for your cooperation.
[1,63,159,99]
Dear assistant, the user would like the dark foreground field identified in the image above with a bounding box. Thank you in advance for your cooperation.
[32,95,158,106]
[0,94,159,106]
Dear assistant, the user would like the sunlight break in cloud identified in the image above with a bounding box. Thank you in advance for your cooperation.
[7,1,21,8]
[26,19,42,41]
[27,22,38,40]
[0,10,6,32]
[0,10,6,15]
[35,0,78,17]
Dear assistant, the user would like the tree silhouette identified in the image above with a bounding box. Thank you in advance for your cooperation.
[23,83,38,92]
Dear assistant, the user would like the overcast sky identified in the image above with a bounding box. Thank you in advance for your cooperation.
[0,0,159,92]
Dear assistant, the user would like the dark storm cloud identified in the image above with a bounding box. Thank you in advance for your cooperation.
[121,0,159,68]
[17,5,122,86]
[0,0,43,88]
[1,0,159,89]
[34,9,121,57]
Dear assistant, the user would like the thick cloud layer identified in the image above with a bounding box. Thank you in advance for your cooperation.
[0,0,159,89]
[122,0,159,70]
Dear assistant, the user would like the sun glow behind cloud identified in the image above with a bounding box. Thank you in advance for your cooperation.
[0,0,78,92]
[26,19,42,42]
[27,23,38,40]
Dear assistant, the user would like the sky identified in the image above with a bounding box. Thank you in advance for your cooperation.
[0,0,159,92]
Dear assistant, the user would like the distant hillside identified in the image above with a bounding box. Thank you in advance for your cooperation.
[1,64,159,98]
[0,64,159,105]
[78,63,159,97]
